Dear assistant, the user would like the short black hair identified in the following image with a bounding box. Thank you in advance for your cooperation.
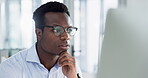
[33,1,70,29]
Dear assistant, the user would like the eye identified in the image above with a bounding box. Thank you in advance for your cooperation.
[67,28,73,32]
[54,27,61,33]
[67,27,76,35]
[53,26,64,36]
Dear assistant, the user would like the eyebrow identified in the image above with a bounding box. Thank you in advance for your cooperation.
[52,23,60,26]
[52,23,72,27]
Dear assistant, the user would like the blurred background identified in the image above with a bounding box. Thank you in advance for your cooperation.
[0,0,148,78]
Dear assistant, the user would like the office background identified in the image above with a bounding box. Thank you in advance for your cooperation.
[1,0,148,78]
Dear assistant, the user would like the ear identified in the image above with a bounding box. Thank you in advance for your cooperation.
[35,28,43,41]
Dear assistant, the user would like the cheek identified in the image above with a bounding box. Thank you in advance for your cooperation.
[42,34,59,48]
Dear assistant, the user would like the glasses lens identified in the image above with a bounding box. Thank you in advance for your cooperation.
[53,26,77,36]
[67,27,77,36]
[54,26,64,36]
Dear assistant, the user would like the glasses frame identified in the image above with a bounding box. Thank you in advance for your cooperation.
[40,25,78,36]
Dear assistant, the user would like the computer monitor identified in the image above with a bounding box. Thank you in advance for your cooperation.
[98,8,148,78]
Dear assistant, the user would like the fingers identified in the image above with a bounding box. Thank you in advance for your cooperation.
[58,52,77,77]
[58,56,75,66]
[58,52,75,67]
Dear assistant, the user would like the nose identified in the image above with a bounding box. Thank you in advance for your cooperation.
[60,31,70,41]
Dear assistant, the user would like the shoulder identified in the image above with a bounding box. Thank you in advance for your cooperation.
[0,49,28,77]
[2,49,28,65]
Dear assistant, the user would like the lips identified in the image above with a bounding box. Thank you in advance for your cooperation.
[58,44,70,50]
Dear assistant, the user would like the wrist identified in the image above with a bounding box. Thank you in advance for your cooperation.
[67,73,81,78]
[66,73,77,78]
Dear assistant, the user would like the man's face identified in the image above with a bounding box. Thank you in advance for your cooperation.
[36,12,72,55]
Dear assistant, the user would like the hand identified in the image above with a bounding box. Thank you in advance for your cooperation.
[58,52,77,78]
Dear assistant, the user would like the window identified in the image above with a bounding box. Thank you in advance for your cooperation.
[74,0,100,74]
[73,0,118,76]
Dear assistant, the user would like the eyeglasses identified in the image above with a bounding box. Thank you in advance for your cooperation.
[42,25,78,36]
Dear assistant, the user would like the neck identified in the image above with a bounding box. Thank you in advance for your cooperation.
[36,42,59,70]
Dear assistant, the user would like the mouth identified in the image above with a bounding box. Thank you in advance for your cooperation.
[58,44,70,50]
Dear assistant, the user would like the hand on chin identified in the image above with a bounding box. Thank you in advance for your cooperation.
[57,52,77,78]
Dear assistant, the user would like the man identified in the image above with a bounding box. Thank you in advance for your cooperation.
[0,1,82,78]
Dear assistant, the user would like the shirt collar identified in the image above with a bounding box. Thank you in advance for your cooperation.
[26,43,40,64]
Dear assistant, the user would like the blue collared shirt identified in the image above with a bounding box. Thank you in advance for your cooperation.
[0,44,82,78]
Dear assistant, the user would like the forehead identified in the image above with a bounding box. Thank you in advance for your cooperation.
[44,12,72,26]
